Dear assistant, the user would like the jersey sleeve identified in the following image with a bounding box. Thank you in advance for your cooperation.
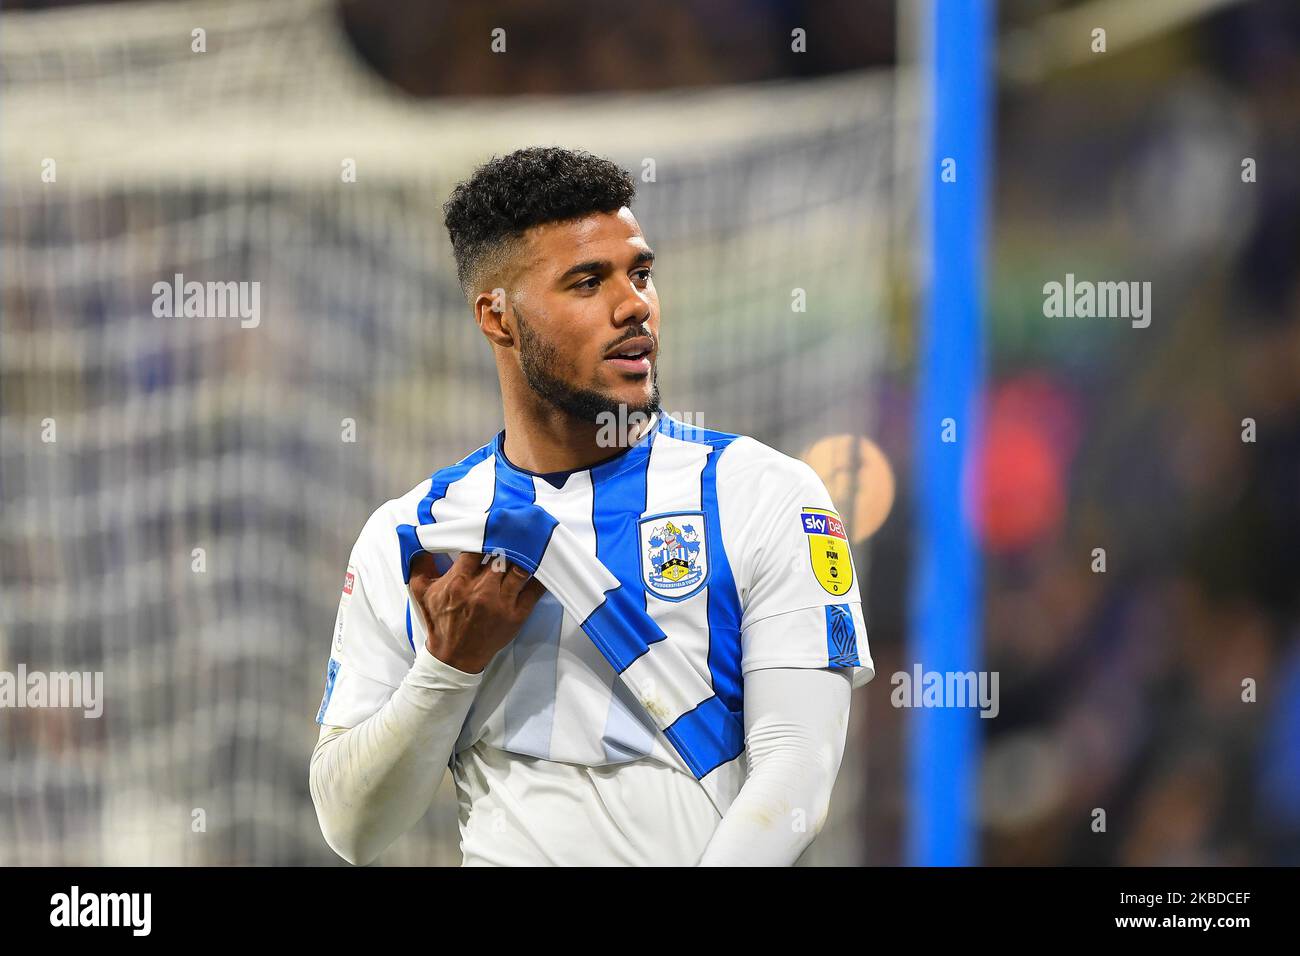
[720,438,875,689]
[315,501,421,728]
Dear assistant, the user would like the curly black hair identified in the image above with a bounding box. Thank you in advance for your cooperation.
[442,146,637,301]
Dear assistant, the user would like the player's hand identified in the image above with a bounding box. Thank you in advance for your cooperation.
[409,551,546,674]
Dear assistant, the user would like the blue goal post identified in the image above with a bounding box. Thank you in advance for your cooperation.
[908,0,994,867]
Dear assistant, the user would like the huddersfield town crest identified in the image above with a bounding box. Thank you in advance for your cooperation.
[639,512,709,601]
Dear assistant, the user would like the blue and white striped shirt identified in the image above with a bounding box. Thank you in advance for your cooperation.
[317,413,873,813]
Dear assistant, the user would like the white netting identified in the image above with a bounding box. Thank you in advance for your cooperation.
[0,0,906,864]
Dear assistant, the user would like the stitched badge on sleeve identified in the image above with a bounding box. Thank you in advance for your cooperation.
[801,508,853,596]
[334,565,356,653]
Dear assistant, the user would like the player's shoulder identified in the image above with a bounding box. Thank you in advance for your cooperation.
[353,436,497,551]
[656,414,824,503]
[658,414,789,466]
[712,429,822,491]
[361,478,431,537]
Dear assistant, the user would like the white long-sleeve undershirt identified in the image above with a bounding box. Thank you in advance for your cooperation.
[309,638,482,866]
[699,666,852,865]
[309,648,853,866]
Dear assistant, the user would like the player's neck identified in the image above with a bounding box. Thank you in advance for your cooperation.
[500,403,653,475]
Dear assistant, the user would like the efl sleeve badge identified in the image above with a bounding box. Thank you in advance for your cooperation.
[800,507,854,596]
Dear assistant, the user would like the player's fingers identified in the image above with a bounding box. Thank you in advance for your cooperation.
[513,574,546,613]
[418,552,480,605]
[407,551,443,600]
[444,551,483,582]
[497,561,534,599]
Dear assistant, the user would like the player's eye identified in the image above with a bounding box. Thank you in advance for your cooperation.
[574,276,600,291]
[633,268,653,285]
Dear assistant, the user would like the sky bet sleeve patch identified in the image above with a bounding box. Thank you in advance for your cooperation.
[800,507,854,596]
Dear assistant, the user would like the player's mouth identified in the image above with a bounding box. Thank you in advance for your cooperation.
[602,336,654,375]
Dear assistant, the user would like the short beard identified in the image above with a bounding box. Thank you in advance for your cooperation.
[515,304,661,427]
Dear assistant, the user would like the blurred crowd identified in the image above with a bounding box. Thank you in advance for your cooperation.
[336,0,895,95]
[893,0,1299,865]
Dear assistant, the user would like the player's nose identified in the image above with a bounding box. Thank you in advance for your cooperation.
[612,280,653,328]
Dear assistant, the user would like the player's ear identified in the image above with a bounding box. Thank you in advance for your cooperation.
[474,286,514,348]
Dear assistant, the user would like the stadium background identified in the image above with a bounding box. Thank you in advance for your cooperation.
[1,0,1297,866]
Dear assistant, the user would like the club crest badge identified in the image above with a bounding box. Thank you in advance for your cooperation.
[639,512,709,601]
[801,507,854,596]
